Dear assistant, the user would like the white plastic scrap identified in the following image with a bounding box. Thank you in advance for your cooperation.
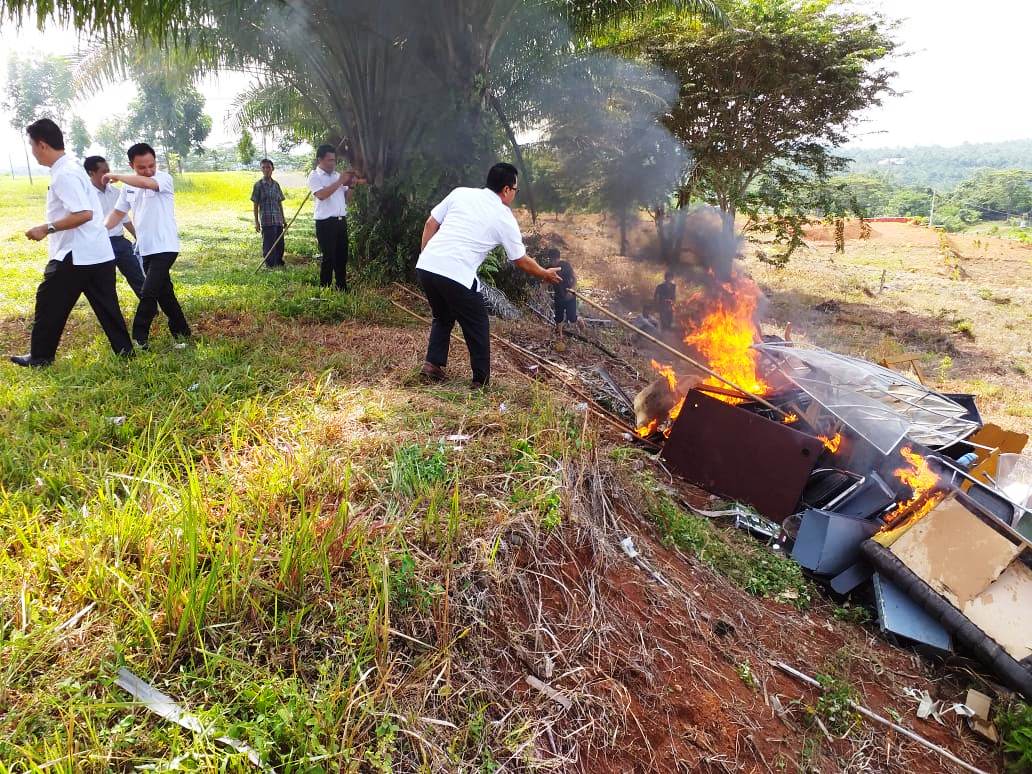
[619,536,670,587]
[902,687,972,726]
[114,668,271,772]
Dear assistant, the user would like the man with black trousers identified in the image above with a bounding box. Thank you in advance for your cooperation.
[416,162,562,388]
[308,144,365,290]
[103,143,191,349]
[84,155,145,297]
[654,270,677,331]
[9,119,133,367]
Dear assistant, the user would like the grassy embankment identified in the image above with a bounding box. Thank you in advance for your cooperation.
[0,172,601,770]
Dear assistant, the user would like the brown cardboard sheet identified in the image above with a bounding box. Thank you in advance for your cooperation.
[962,560,1032,663]
[889,498,1020,607]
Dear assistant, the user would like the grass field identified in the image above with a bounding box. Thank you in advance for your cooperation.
[0,174,1021,772]
[0,172,597,771]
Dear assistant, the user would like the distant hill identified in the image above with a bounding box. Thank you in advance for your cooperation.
[841,139,1032,191]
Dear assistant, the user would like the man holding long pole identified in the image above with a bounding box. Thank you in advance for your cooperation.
[416,162,561,389]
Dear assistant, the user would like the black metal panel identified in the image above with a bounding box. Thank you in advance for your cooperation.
[661,389,824,523]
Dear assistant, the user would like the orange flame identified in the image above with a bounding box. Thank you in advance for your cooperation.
[635,274,771,437]
[683,278,769,404]
[884,446,942,528]
[782,413,800,425]
[818,433,842,454]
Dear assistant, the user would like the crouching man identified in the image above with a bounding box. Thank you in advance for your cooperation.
[416,162,561,388]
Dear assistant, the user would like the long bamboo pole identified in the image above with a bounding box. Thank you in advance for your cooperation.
[569,289,790,419]
[771,661,989,774]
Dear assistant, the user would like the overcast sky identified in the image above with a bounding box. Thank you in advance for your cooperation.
[1,0,1030,166]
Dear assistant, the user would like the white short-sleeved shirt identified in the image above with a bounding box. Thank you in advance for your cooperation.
[45,154,115,266]
[95,182,130,238]
[308,167,348,220]
[114,170,180,256]
[415,187,526,289]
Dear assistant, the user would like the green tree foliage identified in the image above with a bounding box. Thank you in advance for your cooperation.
[847,139,1032,190]
[93,115,128,161]
[946,169,1032,219]
[127,74,212,169]
[815,173,931,219]
[68,114,90,156]
[642,0,897,235]
[2,53,73,128]
[237,128,256,165]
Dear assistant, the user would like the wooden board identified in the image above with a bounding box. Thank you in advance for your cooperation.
[889,498,1020,607]
[963,561,1032,663]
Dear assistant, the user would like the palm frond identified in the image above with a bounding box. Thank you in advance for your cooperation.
[556,0,728,35]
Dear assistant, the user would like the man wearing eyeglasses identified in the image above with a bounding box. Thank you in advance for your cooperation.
[416,162,561,389]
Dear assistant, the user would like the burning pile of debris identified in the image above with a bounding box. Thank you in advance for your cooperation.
[634,270,1032,700]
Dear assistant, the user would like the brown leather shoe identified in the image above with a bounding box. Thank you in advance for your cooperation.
[420,362,446,382]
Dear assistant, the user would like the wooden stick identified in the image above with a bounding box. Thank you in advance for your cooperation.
[254,191,312,273]
[570,289,790,419]
[770,661,990,774]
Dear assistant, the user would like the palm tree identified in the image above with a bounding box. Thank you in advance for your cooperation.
[6,0,726,185]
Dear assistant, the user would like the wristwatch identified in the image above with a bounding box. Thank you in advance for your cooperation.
[46,222,56,234]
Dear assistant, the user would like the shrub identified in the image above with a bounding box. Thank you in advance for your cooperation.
[998,701,1032,772]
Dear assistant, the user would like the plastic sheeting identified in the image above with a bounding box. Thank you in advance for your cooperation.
[755,342,979,454]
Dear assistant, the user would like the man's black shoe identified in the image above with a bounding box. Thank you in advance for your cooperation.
[421,362,447,383]
[10,355,53,368]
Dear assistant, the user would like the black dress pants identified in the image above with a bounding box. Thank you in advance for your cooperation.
[30,252,133,361]
[110,235,145,297]
[417,269,491,385]
[316,217,348,290]
[262,224,285,267]
[133,252,191,344]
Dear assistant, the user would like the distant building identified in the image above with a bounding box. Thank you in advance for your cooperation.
[877,157,907,166]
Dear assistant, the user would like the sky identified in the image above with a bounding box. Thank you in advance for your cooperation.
[848,0,1032,149]
[1,0,1031,169]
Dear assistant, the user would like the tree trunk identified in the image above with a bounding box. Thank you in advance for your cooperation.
[22,139,33,185]
[619,208,629,255]
[488,91,537,223]
[722,206,736,240]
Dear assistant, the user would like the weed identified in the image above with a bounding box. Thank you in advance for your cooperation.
[641,478,813,609]
[978,288,1012,305]
[997,700,1032,772]
[811,674,861,737]
[938,354,954,383]
[389,442,450,496]
[508,437,565,529]
[736,660,757,690]
[832,603,871,625]
[952,319,975,339]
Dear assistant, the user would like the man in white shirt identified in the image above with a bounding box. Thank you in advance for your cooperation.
[84,155,145,297]
[308,144,365,291]
[416,162,561,388]
[9,119,133,368]
[103,142,191,348]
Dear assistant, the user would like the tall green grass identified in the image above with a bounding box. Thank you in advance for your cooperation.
[0,173,594,769]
